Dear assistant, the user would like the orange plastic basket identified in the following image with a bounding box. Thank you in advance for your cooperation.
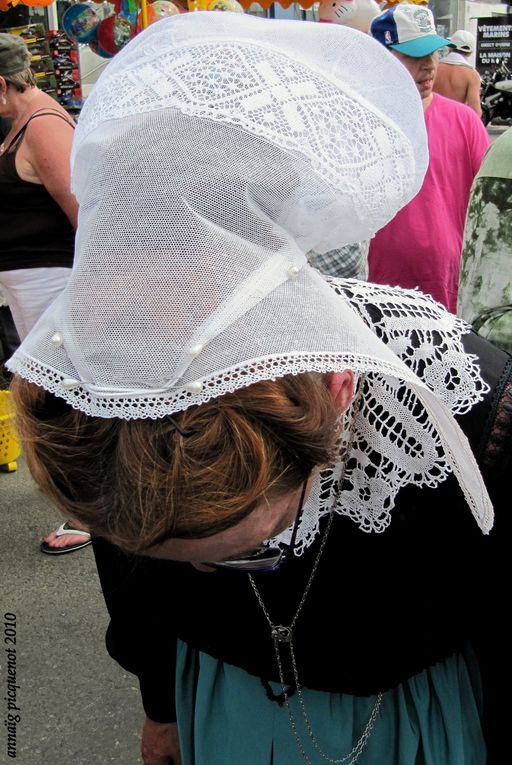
[0,391,20,472]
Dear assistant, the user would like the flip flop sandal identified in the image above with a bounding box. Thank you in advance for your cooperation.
[40,522,92,555]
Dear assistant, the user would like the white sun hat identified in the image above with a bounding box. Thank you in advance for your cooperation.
[449,29,476,54]
[8,12,493,543]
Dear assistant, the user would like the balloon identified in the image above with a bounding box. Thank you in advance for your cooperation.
[138,0,180,28]
[187,0,243,10]
[96,15,135,57]
[88,38,114,58]
[62,4,101,45]
[207,0,244,11]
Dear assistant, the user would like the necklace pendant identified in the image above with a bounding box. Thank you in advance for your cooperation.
[272,625,293,643]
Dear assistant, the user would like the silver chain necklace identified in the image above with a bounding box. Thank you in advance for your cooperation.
[249,379,383,764]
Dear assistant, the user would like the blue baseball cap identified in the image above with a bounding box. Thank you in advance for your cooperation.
[370,4,454,58]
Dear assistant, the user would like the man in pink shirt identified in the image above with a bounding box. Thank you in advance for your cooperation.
[369,5,490,311]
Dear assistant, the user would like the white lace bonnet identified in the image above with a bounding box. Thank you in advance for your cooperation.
[8,12,493,548]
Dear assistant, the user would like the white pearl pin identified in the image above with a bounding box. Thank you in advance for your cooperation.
[61,378,81,390]
[51,333,64,348]
[186,380,203,394]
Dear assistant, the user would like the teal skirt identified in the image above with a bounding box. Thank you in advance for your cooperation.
[175,641,486,765]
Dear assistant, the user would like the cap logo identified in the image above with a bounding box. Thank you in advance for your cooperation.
[413,8,433,34]
[384,30,392,44]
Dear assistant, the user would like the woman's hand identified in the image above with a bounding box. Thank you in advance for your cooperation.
[141,718,181,765]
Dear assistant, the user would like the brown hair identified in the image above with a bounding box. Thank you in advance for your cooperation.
[4,68,37,93]
[12,373,340,554]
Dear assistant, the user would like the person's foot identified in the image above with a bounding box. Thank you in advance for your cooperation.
[40,522,91,555]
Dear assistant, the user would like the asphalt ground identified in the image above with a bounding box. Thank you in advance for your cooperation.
[1,455,145,765]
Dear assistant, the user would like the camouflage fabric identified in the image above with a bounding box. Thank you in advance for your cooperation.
[457,129,512,353]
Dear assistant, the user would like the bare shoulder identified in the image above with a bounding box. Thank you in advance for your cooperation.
[456,66,481,86]
[22,107,74,155]
[28,110,74,130]
[16,96,75,183]
[435,62,450,78]
[24,93,75,139]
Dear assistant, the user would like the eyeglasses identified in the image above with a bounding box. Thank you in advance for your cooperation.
[203,480,308,573]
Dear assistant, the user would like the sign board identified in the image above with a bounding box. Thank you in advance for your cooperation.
[476,15,512,76]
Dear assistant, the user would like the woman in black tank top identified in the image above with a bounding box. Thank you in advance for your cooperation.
[0,33,77,328]
[0,32,89,555]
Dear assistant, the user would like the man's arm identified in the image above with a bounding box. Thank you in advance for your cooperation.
[465,69,482,117]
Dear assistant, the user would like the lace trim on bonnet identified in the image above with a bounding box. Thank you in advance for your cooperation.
[9,279,490,551]
[269,278,490,554]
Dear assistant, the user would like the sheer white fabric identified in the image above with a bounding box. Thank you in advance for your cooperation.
[73,12,428,254]
[7,13,493,543]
